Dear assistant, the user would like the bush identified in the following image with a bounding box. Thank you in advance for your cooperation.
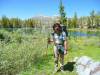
[0,30,11,43]
[0,29,45,75]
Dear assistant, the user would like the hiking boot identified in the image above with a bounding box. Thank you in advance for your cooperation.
[60,66,64,72]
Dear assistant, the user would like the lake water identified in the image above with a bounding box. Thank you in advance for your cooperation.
[0,28,100,37]
[68,30,100,37]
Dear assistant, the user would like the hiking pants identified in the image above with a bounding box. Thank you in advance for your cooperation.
[54,45,64,68]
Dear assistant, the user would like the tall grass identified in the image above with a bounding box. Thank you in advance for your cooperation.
[0,29,47,75]
[0,28,100,75]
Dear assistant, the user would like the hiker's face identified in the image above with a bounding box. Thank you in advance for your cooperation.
[54,26,61,33]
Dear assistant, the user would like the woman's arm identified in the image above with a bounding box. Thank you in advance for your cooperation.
[47,38,54,44]
[64,39,68,54]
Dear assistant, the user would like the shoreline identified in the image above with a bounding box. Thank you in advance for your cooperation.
[68,28,100,32]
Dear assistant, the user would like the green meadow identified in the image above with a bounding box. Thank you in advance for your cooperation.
[0,29,100,75]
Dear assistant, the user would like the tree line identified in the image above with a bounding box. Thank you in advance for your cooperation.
[59,0,100,29]
[0,16,39,28]
[68,11,100,29]
[0,11,100,29]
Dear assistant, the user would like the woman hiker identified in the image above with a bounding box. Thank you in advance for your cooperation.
[48,23,68,72]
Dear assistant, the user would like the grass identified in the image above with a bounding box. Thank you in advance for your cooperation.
[19,36,100,75]
[0,29,100,75]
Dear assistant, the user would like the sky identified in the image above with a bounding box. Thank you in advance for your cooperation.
[0,0,100,19]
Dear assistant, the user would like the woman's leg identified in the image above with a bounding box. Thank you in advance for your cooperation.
[54,46,59,71]
[59,53,64,70]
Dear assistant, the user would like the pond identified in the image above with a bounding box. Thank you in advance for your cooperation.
[0,28,100,37]
[68,30,100,37]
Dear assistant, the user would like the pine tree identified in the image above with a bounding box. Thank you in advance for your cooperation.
[90,10,95,28]
[1,16,10,28]
[87,17,91,28]
[59,0,67,25]
[72,12,78,28]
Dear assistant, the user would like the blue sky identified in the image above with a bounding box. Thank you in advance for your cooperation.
[0,0,100,19]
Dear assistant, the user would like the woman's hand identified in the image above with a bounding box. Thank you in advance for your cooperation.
[47,38,53,44]
[64,50,67,55]
[47,38,51,44]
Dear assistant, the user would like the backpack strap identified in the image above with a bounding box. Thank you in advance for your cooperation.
[51,32,57,45]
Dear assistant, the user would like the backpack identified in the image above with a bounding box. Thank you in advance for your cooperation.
[61,25,68,37]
